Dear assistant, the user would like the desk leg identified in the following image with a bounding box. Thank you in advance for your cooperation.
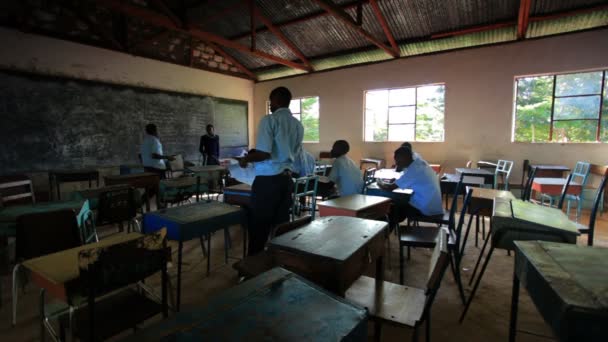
[176,240,183,312]
[509,271,520,342]
[374,255,384,342]
[39,288,45,342]
[207,233,211,276]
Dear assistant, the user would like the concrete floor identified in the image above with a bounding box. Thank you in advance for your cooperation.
[0,203,606,341]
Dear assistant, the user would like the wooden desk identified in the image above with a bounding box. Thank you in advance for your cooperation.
[119,268,368,342]
[268,216,387,296]
[159,176,202,203]
[467,187,515,215]
[49,169,99,200]
[317,194,391,219]
[186,165,226,192]
[142,201,246,310]
[223,183,251,207]
[365,183,413,205]
[22,233,142,302]
[69,185,140,210]
[119,164,145,175]
[0,200,86,236]
[510,241,608,342]
[104,172,160,212]
[440,173,485,208]
[360,158,384,170]
[532,177,582,196]
[460,198,579,322]
[530,164,570,178]
[455,167,495,186]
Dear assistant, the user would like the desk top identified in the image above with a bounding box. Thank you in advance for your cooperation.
[455,167,494,176]
[149,201,242,225]
[186,165,226,173]
[530,164,570,171]
[23,233,142,288]
[494,198,578,234]
[105,172,159,182]
[514,241,608,339]
[318,194,391,211]
[441,173,485,185]
[119,267,367,341]
[160,176,199,188]
[49,169,99,176]
[532,177,581,186]
[0,200,85,223]
[374,168,402,180]
[470,187,515,202]
[269,216,387,262]
[224,183,252,192]
[366,183,413,196]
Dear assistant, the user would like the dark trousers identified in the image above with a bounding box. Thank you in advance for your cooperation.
[390,202,423,228]
[204,154,219,165]
[248,172,294,255]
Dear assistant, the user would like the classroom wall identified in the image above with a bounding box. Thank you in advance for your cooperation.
[254,28,608,185]
[0,28,255,146]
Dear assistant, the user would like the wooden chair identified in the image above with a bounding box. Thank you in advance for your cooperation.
[96,186,139,233]
[360,157,384,170]
[0,175,35,207]
[292,175,319,221]
[346,230,450,342]
[233,216,312,280]
[13,209,82,326]
[57,230,170,341]
[362,167,377,193]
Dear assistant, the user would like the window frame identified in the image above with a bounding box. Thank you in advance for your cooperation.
[513,69,607,143]
[266,96,320,143]
[363,83,446,143]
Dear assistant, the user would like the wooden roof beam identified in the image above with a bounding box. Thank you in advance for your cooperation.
[250,2,312,68]
[94,0,311,71]
[207,42,258,80]
[368,0,399,56]
[149,0,185,28]
[312,0,398,58]
[517,0,532,40]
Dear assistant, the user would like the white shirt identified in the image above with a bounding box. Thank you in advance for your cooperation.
[294,150,316,176]
[395,158,443,215]
[254,107,304,176]
[141,134,166,170]
[329,155,364,197]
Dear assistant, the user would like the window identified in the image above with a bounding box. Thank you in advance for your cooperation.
[267,96,320,143]
[513,70,608,143]
[364,84,445,142]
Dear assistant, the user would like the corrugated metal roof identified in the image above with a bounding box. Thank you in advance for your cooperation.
[531,0,607,16]
[527,9,608,37]
[255,0,323,24]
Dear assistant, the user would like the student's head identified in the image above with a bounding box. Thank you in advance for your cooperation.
[330,140,350,158]
[394,146,414,170]
[269,86,292,113]
[401,142,412,150]
[145,123,158,137]
[206,124,214,135]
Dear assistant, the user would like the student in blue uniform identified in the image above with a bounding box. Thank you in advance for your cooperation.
[379,146,443,224]
[293,149,316,177]
[140,123,174,179]
[321,140,363,197]
[238,87,304,255]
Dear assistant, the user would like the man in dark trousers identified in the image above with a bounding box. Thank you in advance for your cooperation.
[199,124,220,165]
[238,87,303,255]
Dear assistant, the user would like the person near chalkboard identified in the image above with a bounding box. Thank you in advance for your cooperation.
[199,124,220,165]
[141,123,174,179]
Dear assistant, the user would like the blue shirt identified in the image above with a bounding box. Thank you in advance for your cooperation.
[294,150,316,176]
[141,134,166,170]
[254,107,304,176]
[395,159,443,215]
[329,155,364,197]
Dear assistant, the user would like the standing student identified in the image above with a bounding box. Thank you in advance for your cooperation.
[199,124,220,165]
[238,87,304,255]
[140,123,174,179]
[379,146,442,224]
[322,140,363,197]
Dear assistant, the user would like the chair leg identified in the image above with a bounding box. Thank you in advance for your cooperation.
[412,325,419,342]
[39,288,45,342]
[399,245,404,285]
[460,214,475,257]
[199,236,208,257]
[475,214,480,247]
[450,252,467,305]
[460,245,496,323]
[407,246,411,260]
[374,321,382,342]
[469,232,491,286]
[481,216,486,240]
[12,264,20,326]
[426,312,431,342]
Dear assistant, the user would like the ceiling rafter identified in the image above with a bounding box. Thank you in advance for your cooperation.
[65,3,125,51]
[517,0,532,39]
[249,1,312,69]
[94,0,311,71]
[207,41,258,80]
[130,29,170,50]
[149,0,185,28]
[368,0,399,56]
[311,0,398,58]
[230,0,374,41]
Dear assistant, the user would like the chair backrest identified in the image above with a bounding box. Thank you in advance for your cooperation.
[315,161,330,176]
[16,209,82,260]
[494,160,514,190]
[557,173,574,210]
[96,186,136,226]
[272,215,313,238]
[522,166,537,201]
[586,168,608,246]
[572,161,591,186]
[0,176,35,207]
[521,159,530,188]
[167,154,185,178]
[78,229,168,297]
[363,168,377,187]
[422,230,449,318]
[447,175,464,226]
[319,151,332,159]
[292,175,319,220]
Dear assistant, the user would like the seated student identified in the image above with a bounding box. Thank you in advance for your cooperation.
[378,146,443,224]
[140,123,174,179]
[398,142,428,170]
[320,140,363,197]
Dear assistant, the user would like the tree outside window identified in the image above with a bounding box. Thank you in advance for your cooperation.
[513,70,608,143]
[267,96,320,143]
[364,84,445,142]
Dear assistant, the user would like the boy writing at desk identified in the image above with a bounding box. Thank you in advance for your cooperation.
[319,140,363,197]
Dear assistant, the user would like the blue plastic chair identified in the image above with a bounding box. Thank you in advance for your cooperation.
[540,161,590,221]
[493,160,514,190]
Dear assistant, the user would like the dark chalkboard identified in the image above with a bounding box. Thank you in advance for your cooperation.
[0,70,248,174]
